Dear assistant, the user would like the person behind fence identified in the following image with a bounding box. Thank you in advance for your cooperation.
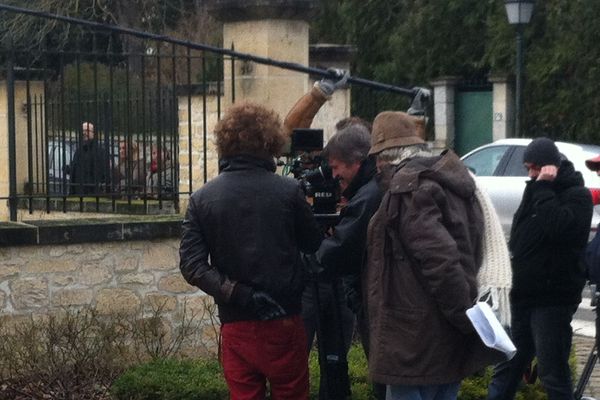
[69,121,110,195]
[179,102,322,400]
[146,144,174,197]
[113,141,146,195]
[365,111,503,400]
[486,137,593,400]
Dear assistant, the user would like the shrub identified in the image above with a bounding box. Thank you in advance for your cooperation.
[0,308,130,399]
[111,358,228,400]
[112,343,552,400]
[458,367,548,400]
[0,300,211,399]
[112,345,373,400]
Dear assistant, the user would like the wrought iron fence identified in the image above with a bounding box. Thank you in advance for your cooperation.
[0,3,420,221]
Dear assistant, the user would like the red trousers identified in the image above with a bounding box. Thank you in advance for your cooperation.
[221,315,309,400]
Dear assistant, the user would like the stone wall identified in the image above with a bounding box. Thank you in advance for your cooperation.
[0,238,209,327]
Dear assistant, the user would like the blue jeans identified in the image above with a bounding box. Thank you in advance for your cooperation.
[487,304,577,400]
[386,382,460,400]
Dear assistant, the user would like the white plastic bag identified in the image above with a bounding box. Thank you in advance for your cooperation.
[466,302,517,360]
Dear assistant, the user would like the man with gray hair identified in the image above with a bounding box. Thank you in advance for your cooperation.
[365,111,502,400]
[302,123,383,400]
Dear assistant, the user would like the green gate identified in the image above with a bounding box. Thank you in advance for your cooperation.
[454,89,493,156]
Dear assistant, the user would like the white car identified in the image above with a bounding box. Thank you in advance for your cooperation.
[461,138,600,238]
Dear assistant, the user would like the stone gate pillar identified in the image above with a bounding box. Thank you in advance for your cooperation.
[490,75,514,140]
[0,79,44,221]
[430,77,458,152]
[207,0,318,119]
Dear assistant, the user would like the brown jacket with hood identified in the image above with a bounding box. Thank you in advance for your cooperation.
[365,150,502,386]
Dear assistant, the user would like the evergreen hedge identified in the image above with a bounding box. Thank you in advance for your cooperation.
[111,344,548,400]
[312,0,600,143]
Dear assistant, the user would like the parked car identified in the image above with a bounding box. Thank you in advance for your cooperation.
[461,138,600,238]
[47,138,77,195]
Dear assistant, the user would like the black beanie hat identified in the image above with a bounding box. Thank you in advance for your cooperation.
[523,137,561,167]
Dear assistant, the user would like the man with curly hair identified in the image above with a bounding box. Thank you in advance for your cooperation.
[179,102,323,400]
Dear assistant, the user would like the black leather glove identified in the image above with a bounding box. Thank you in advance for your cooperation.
[251,291,287,321]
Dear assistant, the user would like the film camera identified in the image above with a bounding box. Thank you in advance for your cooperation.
[286,128,340,215]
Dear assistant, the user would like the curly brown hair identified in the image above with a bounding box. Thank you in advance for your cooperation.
[215,102,286,159]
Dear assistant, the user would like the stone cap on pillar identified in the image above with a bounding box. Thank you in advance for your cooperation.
[309,44,356,65]
[430,76,459,87]
[309,44,356,75]
[489,74,513,84]
[207,0,319,22]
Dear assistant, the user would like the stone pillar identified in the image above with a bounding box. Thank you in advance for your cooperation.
[430,77,458,152]
[177,85,222,209]
[490,75,514,140]
[208,0,318,119]
[0,80,44,221]
[309,44,354,142]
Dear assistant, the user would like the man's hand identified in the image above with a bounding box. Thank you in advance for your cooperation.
[315,68,350,97]
[537,165,558,181]
[251,291,287,321]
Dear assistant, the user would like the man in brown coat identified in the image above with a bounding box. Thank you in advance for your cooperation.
[365,111,502,400]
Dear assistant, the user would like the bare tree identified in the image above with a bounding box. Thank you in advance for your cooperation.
[0,0,220,52]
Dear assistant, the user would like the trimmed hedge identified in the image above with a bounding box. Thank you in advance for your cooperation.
[111,358,228,400]
[112,344,549,400]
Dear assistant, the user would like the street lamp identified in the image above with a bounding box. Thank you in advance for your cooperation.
[504,0,534,138]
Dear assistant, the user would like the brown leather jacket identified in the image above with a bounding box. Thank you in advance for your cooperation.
[365,150,502,386]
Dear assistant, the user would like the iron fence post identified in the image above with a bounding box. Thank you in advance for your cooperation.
[7,49,17,221]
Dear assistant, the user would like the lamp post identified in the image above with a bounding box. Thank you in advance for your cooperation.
[504,0,534,138]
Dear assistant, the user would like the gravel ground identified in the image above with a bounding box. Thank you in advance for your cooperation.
[574,334,600,399]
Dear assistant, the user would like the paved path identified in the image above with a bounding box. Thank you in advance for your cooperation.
[572,293,600,398]
[573,334,600,398]
[573,294,597,338]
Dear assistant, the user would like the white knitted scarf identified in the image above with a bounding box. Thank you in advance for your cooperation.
[472,177,513,327]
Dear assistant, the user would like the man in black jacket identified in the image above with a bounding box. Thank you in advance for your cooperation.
[487,137,593,400]
[179,102,322,400]
[301,123,383,400]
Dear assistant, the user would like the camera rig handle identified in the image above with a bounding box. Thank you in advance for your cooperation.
[323,70,431,116]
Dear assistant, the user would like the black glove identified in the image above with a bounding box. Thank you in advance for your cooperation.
[251,291,287,321]
[315,68,350,97]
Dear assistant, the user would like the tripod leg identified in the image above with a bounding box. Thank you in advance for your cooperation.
[574,344,597,400]
[574,292,600,400]
[327,279,351,400]
[311,277,330,400]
